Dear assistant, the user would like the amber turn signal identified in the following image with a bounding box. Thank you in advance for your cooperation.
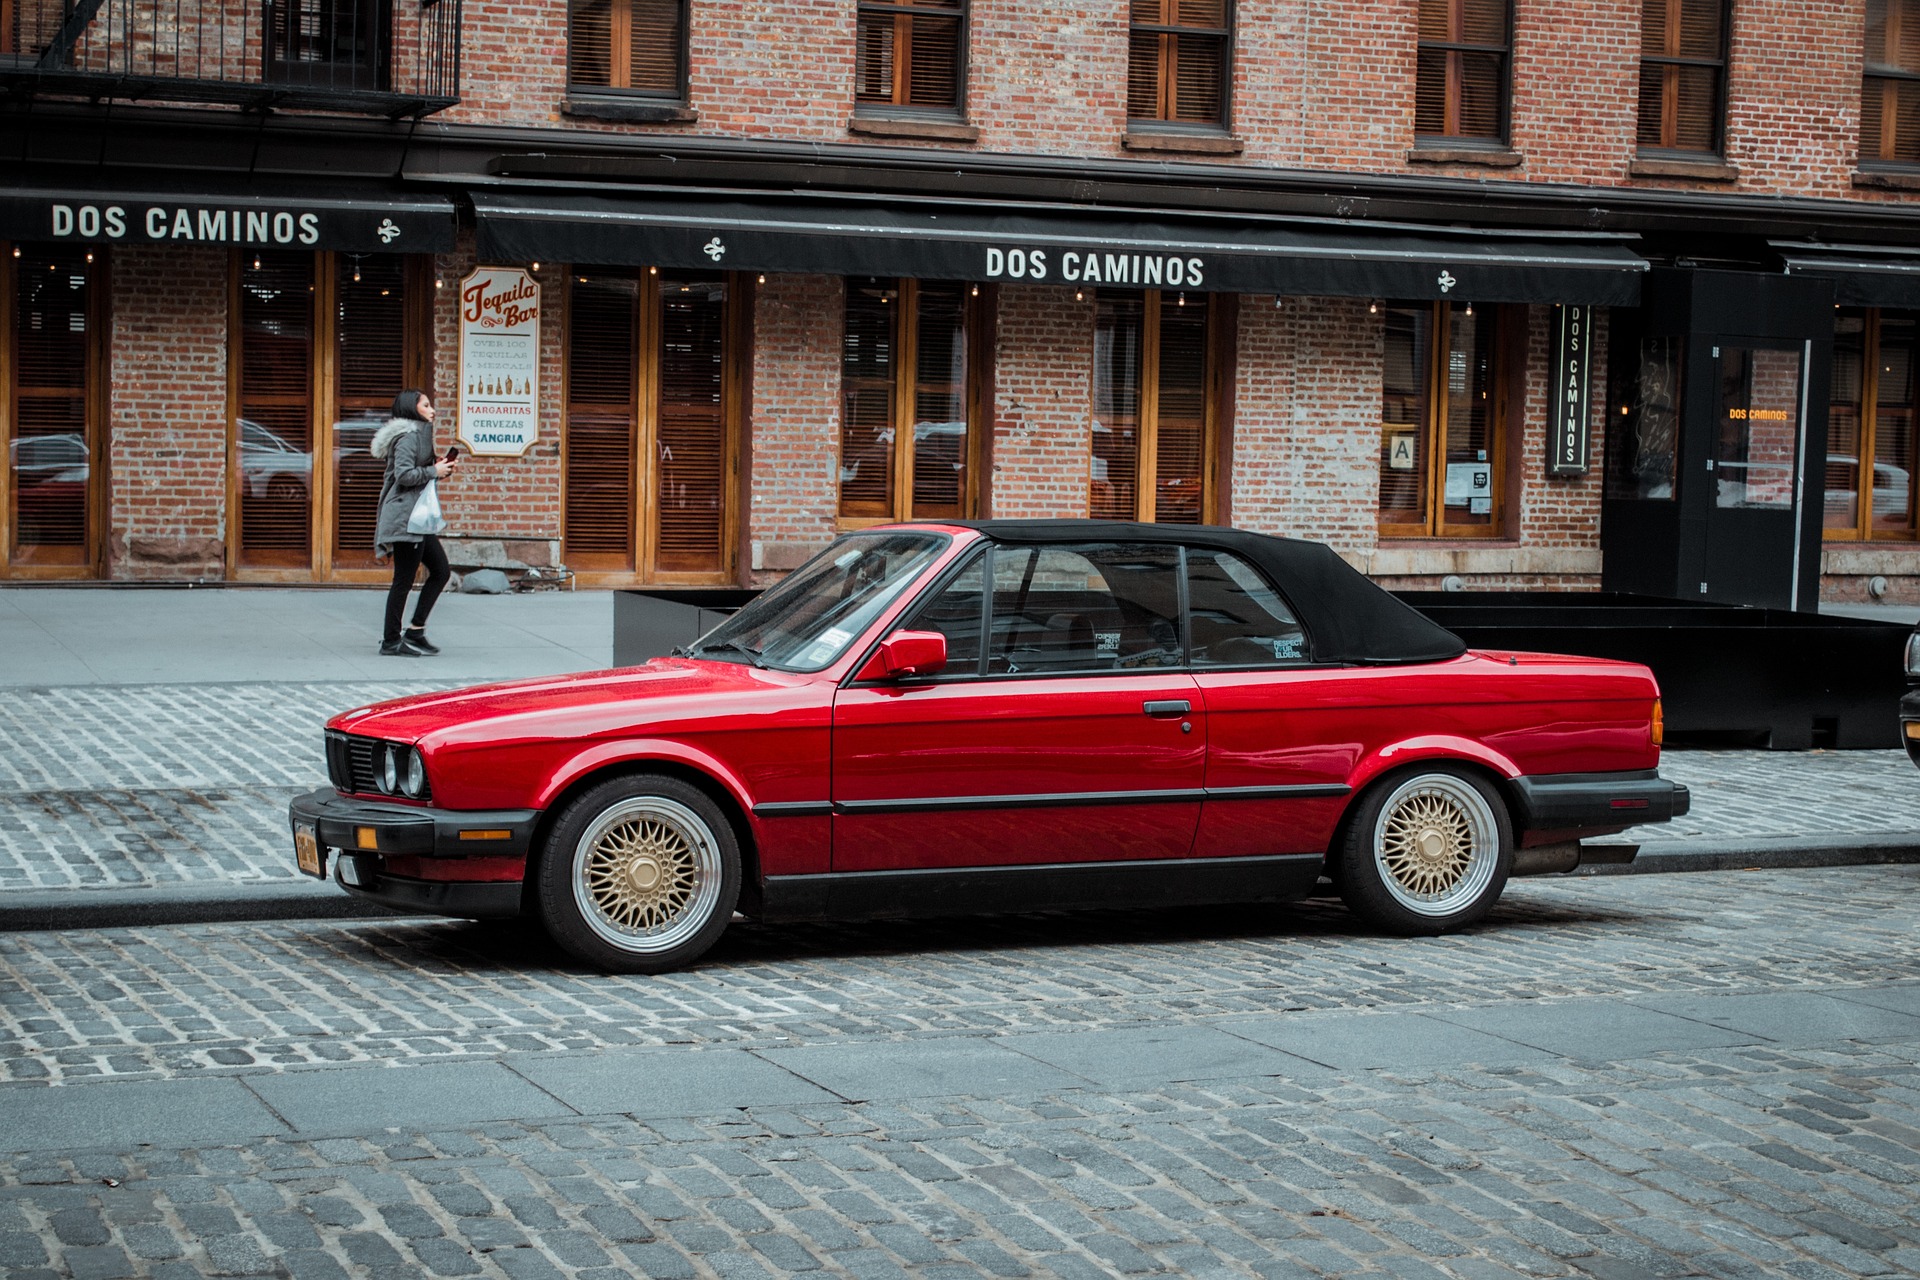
[1906,721,1920,741]
[458,829,513,841]
[1651,699,1664,747]
[355,826,379,850]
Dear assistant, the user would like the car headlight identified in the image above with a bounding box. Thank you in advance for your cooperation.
[381,745,400,794]
[403,748,427,798]
[1908,630,1920,679]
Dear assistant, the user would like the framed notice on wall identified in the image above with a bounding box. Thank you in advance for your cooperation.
[457,266,541,457]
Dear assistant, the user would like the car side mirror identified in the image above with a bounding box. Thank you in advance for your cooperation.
[857,630,948,681]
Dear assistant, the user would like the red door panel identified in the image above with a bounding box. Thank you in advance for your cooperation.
[831,673,1205,872]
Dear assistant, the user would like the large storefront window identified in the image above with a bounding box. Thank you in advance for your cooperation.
[1379,300,1507,538]
[564,268,741,580]
[231,250,430,578]
[3,243,105,577]
[840,278,985,523]
[1091,290,1220,524]
[1828,308,1918,539]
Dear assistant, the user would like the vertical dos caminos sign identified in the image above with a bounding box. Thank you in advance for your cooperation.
[458,267,542,457]
[1548,303,1594,477]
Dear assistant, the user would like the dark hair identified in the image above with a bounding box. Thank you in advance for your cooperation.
[391,389,432,421]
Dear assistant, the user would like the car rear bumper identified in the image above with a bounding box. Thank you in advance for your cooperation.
[1510,770,1690,832]
[288,788,537,919]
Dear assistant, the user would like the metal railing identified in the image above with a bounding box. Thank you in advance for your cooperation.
[1,0,462,116]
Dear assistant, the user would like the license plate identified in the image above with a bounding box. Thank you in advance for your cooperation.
[295,823,325,878]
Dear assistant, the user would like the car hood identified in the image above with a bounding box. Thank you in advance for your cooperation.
[329,658,820,747]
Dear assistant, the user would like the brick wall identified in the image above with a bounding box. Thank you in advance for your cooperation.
[746,274,843,579]
[988,285,1097,519]
[107,245,228,581]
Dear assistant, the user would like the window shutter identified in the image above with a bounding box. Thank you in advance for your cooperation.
[1416,0,1450,41]
[855,10,898,102]
[1153,296,1207,525]
[654,275,728,573]
[1872,314,1919,535]
[237,252,315,565]
[564,272,638,568]
[905,8,962,110]
[1460,0,1506,45]
[627,0,682,95]
[568,0,613,87]
[1126,15,1163,120]
[333,255,409,566]
[1454,51,1504,137]
[1090,295,1143,521]
[910,282,969,518]
[1827,311,1867,532]
[841,283,898,517]
[10,247,91,551]
[1378,305,1431,532]
[1414,48,1448,135]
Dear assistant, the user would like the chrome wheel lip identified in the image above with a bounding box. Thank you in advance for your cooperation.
[1371,773,1499,918]
[571,795,723,955]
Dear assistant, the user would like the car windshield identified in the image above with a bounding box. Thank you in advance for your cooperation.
[689,530,949,672]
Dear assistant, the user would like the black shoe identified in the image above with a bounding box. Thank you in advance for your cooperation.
[404,627,441,655]
[379,637,428,657]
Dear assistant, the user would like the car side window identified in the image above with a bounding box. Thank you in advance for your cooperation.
[986,542,1182,675]
[1187,548,1312,666]
[895,553,987,677]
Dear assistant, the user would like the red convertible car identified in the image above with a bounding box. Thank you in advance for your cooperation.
[291,521,1688,973]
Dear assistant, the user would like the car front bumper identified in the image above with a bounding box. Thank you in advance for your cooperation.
[288,787,539,919]
[1901,688,1920,769]
[1510,770,1691,832]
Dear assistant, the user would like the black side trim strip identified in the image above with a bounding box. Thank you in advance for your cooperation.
[1203,784,1351,801]
[757,853,1326,923]
[752,801,834,819]
[756,784,1350,818]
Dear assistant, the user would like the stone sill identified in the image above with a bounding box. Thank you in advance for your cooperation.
[1853,168,1920,191]
[1406,145,1522,168]
[1630,155,1739,181]
[1823,544,1920,574]
[561,97,697,125]
[1350,544,1602,577]
[849,114,980,142]
[1122,129,1244,155]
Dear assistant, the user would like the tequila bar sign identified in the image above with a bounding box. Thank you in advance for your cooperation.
[1548,303,1595,476]
[458,267,542,458]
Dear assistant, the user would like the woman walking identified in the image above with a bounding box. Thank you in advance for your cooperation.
[371,389,457,656]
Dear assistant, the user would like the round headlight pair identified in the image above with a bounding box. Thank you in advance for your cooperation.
[380,744,427,798]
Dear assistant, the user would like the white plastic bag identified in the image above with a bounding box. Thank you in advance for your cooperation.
[406,481,446,535]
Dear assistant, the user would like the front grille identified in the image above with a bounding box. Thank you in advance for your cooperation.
[325,730,430,801]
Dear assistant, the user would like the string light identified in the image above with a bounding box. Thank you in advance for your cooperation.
[9,246,18,258]
[1273,295,1283,308]
[1075,289,1084,302]
[970,283,979,297]
[757,274,766,284]
[1178,292,1187,307]
[1368,299,1378,314]
[530,261,541,271]
[1464,301,1473,316]
[252,255,262,270]
[85,251,94,264]
[648,265,657,275]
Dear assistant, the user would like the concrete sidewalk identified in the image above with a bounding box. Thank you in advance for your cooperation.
[1,585,1918,931]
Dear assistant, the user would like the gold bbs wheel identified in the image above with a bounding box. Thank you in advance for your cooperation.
[571,794,725,956]
[1370,772,1500,918]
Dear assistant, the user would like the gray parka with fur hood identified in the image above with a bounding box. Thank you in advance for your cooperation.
[370,416,440,555]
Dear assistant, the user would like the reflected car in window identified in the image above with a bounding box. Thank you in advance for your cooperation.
[290,521,1689,973]
[237,419,313,502]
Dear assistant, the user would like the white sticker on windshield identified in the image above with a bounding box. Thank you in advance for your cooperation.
[818,627,851,650]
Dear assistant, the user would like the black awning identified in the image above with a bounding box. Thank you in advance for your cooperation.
[1777,242,1920,307]
[472,191,1647,306]
[0,175,458,254]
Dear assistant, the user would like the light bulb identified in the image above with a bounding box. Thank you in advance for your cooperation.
[757,274,766,284]
[1369,300,1378,314]
[530,261,541,271]
[1075,289,1084,302]
[1178,293,1186,307]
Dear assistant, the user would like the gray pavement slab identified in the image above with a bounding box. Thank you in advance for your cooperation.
[1631,991,1920,1047]
[1823,981,1920,1018]
[1000,1024,1323,1088]
[1218,1009,1555,1071]
[0,1078,290,1153]
[758,1037,1092,1102]
[512,1047,842,1116]
[245,1062,577,1136]
[1431,997,1766,1060]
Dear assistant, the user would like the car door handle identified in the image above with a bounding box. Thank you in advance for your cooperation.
[1143,700,1191,717]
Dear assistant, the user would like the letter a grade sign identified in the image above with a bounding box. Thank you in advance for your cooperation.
[1548,304,1594,477]
[458,266,542,458]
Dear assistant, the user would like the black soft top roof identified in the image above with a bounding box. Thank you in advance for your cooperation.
[940,520,1467,666]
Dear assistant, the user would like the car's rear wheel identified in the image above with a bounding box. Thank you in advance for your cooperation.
[535,775,739,973]
[1337,766,1511,935]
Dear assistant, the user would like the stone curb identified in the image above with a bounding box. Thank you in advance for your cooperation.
[3,834,1919,932]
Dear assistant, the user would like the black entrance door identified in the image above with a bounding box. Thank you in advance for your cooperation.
[1701,342,1811,610]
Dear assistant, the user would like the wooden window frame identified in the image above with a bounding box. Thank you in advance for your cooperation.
[1865,0,1920,166]
[1377,300,1516,541]
[837,278,991,528]
[1,242,110,580]
[225,250,431,583]
[1637,0,1730,156]
[1414,0,1513,143]
[561,266,747,586]
[1089,289,1229,526]
[1828,307,1919,542]
[1127,0,1234,131]
[567,0,689,99]
[854,0,968,117]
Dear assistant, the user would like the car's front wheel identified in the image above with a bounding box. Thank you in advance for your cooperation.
[1337,766,1512,935]
[535,775,740,973]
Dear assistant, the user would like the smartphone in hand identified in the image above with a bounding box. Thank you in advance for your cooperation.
[444,446,460,463]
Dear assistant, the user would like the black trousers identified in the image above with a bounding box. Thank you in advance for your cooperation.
[384,534,450,643]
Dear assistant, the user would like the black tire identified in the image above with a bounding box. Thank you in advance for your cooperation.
[535,774,740,974]
[1336,765,1513,936]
